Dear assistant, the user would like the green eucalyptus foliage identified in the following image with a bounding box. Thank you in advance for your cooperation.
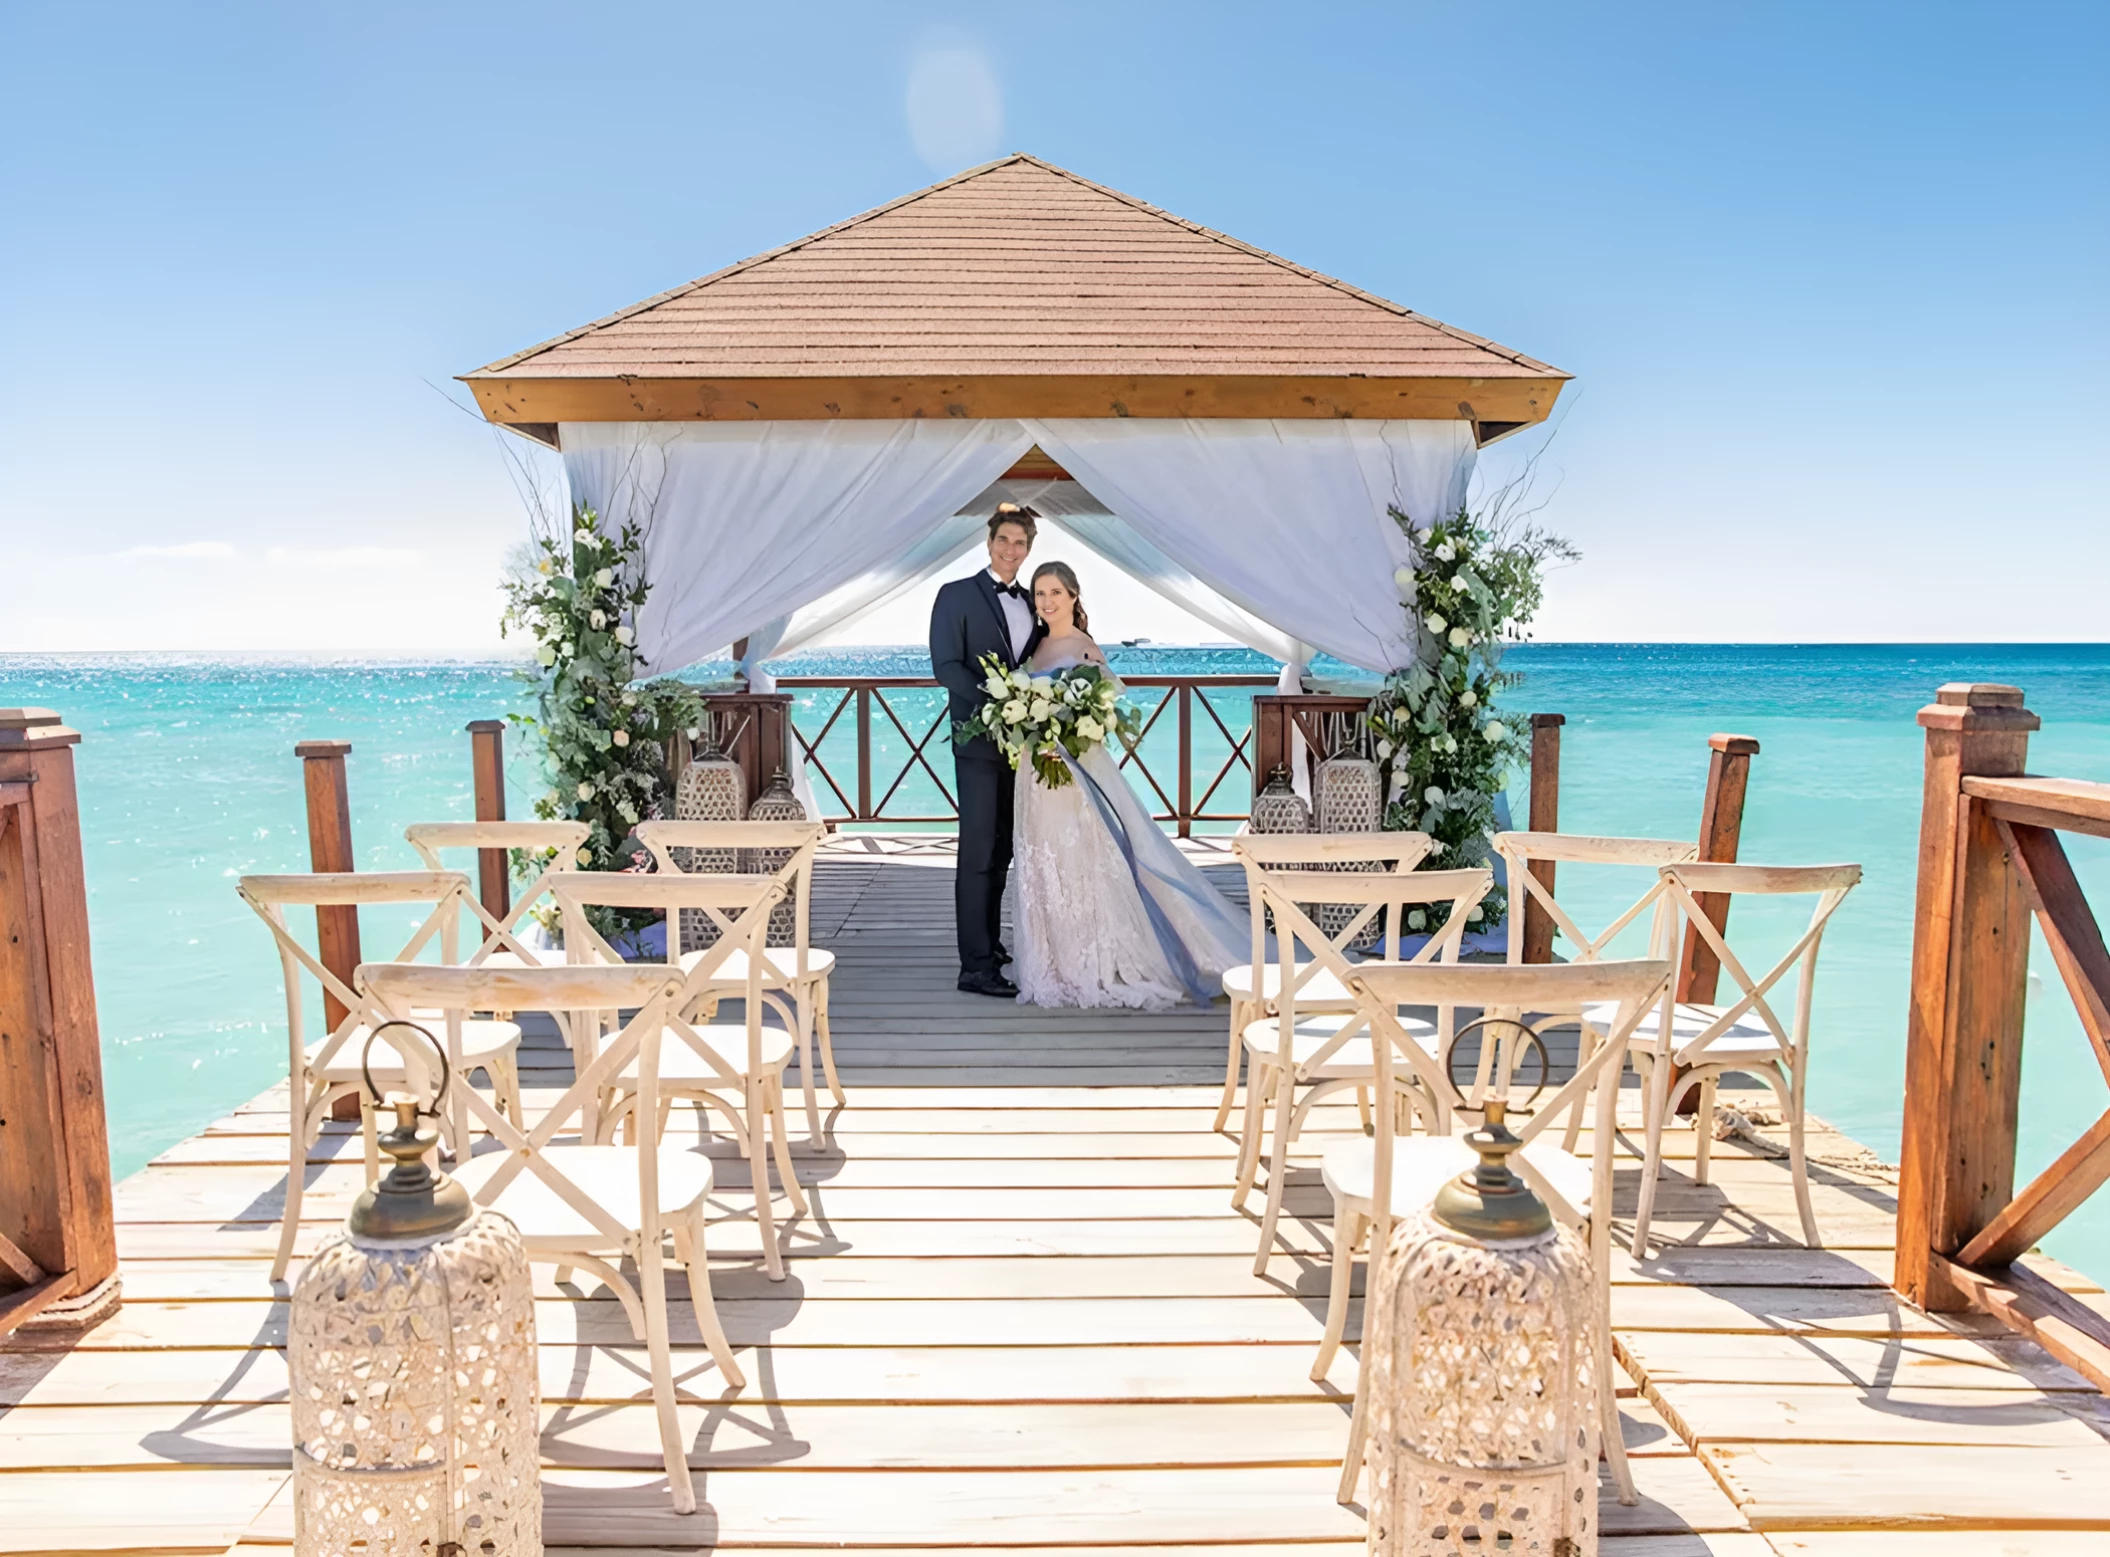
[500,504,703,932]
[1367,506,1574,932]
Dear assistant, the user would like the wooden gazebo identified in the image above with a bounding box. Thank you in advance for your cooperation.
[463,153,1567,450]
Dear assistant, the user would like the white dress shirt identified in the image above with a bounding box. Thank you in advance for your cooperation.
[989,569,1034,662]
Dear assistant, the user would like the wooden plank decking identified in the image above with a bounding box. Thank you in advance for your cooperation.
[3,841,2108,1554]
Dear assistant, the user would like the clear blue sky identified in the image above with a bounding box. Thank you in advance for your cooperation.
[3,2,2103,651]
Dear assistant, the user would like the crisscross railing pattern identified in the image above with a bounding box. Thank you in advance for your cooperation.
[1896,681,2110,1395]
[778,674,1274,832]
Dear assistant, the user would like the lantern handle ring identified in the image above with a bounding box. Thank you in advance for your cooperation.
[360,1019,452,1117]
[1444,1012,1551,1113]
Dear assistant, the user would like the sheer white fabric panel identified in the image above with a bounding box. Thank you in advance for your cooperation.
[735,515,986,689]
[1022,419,1477,673]
[560,420,1033,675]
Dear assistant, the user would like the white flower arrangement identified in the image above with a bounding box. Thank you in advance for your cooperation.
[1363,503,1575,937]
[501,502,707,935]
[955,651,1138,790]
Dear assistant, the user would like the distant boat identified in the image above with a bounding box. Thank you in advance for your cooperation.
[1120,636,1152,647]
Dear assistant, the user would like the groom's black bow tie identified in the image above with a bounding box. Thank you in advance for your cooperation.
[998,581,1027,599]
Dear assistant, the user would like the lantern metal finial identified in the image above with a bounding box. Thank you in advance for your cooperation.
[1431,1098,1553,1242]
[347,1021,472,1242]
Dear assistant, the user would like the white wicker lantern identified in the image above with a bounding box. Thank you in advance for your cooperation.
[1364,1103,1596,1557]
[290,1027,541,1557]
[1251,764,1312,834]
[673,714,746,952]
[1313,715,1383,945]
[744,765,807,943]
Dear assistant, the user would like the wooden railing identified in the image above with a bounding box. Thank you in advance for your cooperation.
[777,674,1278,834]
[1895,682,2110,1391]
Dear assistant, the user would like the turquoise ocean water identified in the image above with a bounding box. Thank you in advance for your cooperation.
[4,644,2107,1281]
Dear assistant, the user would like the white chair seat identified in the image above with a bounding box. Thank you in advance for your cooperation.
[1242,1011,1436,1077]
[1321,1134,1595,1222]
[454,1144,714,1246]
[617,1023,797,1083]
[310,1017,520,1082]
[1583,998,1781,1065]
[1222,963,1355,1007]
[678,946,835,985]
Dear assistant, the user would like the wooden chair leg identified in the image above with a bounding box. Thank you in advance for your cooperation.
[815,983,845,1107]
[1355,1085,1372,1134]
[1692,1073,1717,1186]
[1213,998,1249,1131]
[274,1093,319,1283]
[1232,1063,1270,1207]
[1600,1311,1638,1504]
[748,1080,784,1281]
[1629,1058,1675,1259]
[1786,1069,1821,1248]
[676,1213,746,1390]
[1251,1079,1298,1276]
[767,1075,809,1217]
[1336,1368,1370,1506]
[1312,1204,1361,1381]
[1562,1022,1600,1154]
[795,995,823,1144]
[636,1244,697,1514]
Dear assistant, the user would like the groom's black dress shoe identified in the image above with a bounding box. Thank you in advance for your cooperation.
[958,970,1020,998]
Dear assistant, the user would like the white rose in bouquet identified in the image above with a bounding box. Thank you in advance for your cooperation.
[1424,613,1448,636]
[1029,698,1052,721]
[984,672,1009,698]
[1434,540,1456,562]
[1002,699,1028,724]
[594,567,614,588]
[589,610,607,630]
[1459,689,1477,708]
[1448,626,1471,648]
[614,625,635,645]
[1484,721,1508,743]
[1424,785,1445,806]
[1030,676,1055,695]
[1076,716,1104,742]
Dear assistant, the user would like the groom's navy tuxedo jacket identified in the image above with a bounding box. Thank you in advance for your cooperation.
[931,570,1045,763]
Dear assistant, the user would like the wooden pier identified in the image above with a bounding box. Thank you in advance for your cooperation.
[3,840,2108,1554]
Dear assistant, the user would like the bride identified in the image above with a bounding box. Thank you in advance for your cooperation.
[1009,562,1249,1010]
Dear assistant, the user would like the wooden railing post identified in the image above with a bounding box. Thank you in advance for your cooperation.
[296,740,363,1122]
[855,687,873,821]
[1177,682,1194,838]
[467,720,510,920]
[0,709,121,1335]
[1896,683,2039,1311]
[1678,734,1762,1004]
[1522,714,1563,963]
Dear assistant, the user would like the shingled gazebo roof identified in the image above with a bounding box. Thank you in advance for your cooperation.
[464,155,1568,446]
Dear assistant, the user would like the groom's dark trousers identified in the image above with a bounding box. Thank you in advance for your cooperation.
[931,571,1044,978]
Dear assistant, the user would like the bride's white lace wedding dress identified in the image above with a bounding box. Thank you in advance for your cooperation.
[1010,642,1248,1010]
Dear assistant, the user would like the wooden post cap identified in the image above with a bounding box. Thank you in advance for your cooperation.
[1919,683,2039,733]
[1937,683,2024,707]
[0,708,81,747]
[294,739,353,759]
[466,719,506,734]
[1708,733,1761,755]
[1530,713,1566,729]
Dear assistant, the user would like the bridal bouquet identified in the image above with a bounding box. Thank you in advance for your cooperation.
[956,653,1135,789]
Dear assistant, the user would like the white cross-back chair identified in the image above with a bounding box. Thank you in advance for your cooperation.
[1215,831,1435,1130]
[548,867,810,1280]
[636,820,841,1142]
[1235,864,1494,1276]
[1328,957,1674,1509]
[236,870,526,1280]
[1615,861,1862,1257]
[405,818,594,1046]
[356,961,744,1516]
[1495,831,1697,1148]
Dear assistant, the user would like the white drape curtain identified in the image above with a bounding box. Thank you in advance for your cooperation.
[1020,419,1477,674]
[560,419,1034,677]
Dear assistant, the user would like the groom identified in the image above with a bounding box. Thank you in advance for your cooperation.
[931,504,1045,997]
